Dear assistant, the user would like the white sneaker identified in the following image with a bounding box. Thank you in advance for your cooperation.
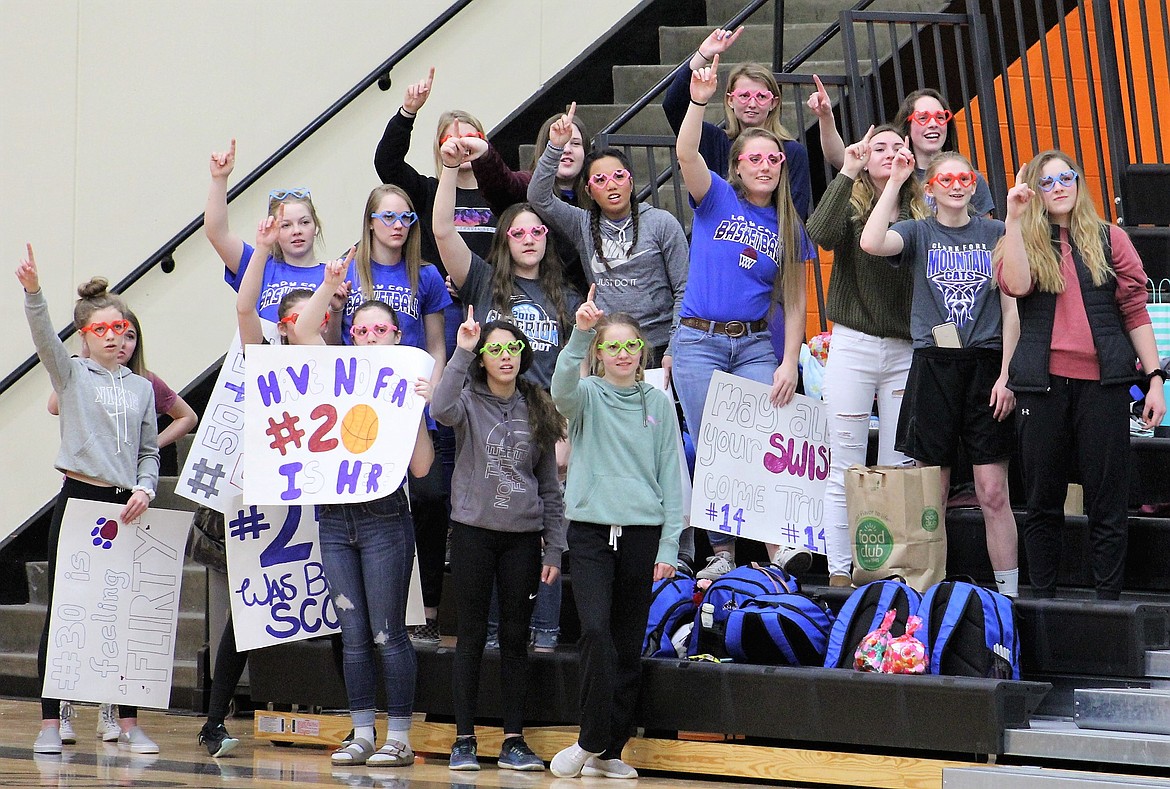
[696,551,735,580]
[33,726,63,755]
[582,755,639,779]
[118,725,159,754]
[550,742,599,778]
[58,701,77,744]
[772,544,814,575]
[96,703,120,742]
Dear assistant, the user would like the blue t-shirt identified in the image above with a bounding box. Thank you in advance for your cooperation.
[226,243,326,324]
[341,259,452,351]
[681,173,815,323]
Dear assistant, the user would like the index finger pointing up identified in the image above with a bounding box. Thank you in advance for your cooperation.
[813,73,827,96]
[425,66,435,88]
[466,304,474,322]
[587,282,596,303]
[566,101,577,124]
[1014,167,1026,187]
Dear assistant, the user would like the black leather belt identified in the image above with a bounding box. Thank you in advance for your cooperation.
[679,316,768,338]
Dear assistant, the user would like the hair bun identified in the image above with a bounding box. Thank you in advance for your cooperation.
[77,277,110,300]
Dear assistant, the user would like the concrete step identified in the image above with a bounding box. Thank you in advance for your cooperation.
[660,23,848,64]
[1004,717,1170,769]
[153,474,199,514]
[0,603,207,655]
[25,561,207,610]
[1149,650,1170,678]
[943,764,1170,788]
[1075,687,1170,736]
[704,0,952,26]
[573,103,672,138]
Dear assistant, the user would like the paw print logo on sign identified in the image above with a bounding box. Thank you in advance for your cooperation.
[91,517,119,549]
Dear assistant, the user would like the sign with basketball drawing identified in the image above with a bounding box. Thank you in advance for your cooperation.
[43,500,192,708]
[243,345,434,505]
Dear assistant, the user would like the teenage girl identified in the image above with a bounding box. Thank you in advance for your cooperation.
[860,150,1020,596]
[527,103,689,381]
[805,125,930,586]
[48,307,198,744]
[548,289,682,780]
[432,308,566,772]
[996,151,1165,599]
[205,139,331,322]
[289,249,435,767]
[19,248,160,756]
[675,55,815,579]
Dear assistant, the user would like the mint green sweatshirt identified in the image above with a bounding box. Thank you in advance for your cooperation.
[551,327,683,566]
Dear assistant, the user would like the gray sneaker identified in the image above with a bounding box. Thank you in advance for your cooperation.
[118,725,159,754]
[772,544,814,576]
[696,551,735,580]
[33,727,63,755]
[58,702,76,745]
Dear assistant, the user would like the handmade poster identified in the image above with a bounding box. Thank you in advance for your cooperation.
[224,496,424,650]
[243,345,434,505]
[689,371,830,551]
[644,368,692,527]
[42,500,192,708]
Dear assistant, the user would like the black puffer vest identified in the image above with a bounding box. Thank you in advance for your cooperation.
[1008,225,1139,392]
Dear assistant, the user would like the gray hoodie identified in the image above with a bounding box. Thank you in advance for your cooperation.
[25,289,159,493]
[528,142,689,350]
[431,347,566,567]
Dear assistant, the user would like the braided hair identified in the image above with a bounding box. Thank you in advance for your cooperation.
[582,147,641,272]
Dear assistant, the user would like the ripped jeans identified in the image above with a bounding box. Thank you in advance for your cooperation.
[822,325,914,576]
[319,488,417,719]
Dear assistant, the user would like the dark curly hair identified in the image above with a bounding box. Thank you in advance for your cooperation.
[472,321,565,450]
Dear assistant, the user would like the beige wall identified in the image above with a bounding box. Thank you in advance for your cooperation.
[0,0,640,539]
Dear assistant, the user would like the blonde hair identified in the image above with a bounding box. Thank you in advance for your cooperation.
[727,128,807,313]
[266,195,323,262]
[849,125,930,224]
[433,110,486,178]
[723,64,794,143]
[590,314,650,382]
[1000,150,1110,293]
[355,185,425,298]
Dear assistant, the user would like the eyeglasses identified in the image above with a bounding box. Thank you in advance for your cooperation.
[438,130,486,147]
[588,169,631,188]
[479,340,525,357]
[1037,169,1079,192]
[80,320,132,338]
[928,171,977,189]
[506,224,548,240]
[270,188,311,200]
[910,109,953,126]
[371,211,418,227]
[597,338,645,356]
[737,151,786,167]
[350,322,397,339]
[727,89,775,105]
[278,313,329,328]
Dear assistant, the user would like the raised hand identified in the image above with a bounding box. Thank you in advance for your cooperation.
[575,283,604,331]
[440,137,467,168]
[806,74,834,120]
[461,134,488,160]
[696,26,743,62]
[548,102,577,148]
[1005,167,1035,220]
[256,206,282,249]
[890,139,916,184]
[690,54,720,104]
[15,243,40,293]
[323,248,353,289]
[457,304,481,351]
[210,138,236,180]
[403,66,435,115]
[841,125,875,179]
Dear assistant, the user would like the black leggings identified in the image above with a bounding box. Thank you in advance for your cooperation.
[39,479,138,720]
[449,521,541,736]
[206,615,250,724]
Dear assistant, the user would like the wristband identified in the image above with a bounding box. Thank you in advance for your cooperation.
[442,163,460,169]
[399,107,416,119]
[1148,369,1168,383]
[697,50,713,63]
[690,99,708,107]
[131,485,156,501]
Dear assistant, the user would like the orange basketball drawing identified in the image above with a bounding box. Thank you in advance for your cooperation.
[340,404,379,454]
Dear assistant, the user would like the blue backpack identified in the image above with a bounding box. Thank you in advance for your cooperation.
[823,579,922,669]
[642,575,698,658]
[725,592,835,666]
[918,580,1020,679]
[687,564,798,657]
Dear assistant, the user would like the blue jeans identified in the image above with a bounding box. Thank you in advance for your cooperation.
[318,489,416,719]
[672,322,777,553]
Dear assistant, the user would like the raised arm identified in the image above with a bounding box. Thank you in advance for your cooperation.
[374,67,435,196]
[807,75,846,172]
[236,215,278,346]
[996,168,1036,296]
[859,143,914,257]
[527,103,589,236]
[470,139,531,216]
[17,244,74,393]
[678,56,719,204]
[205,138,246,274]
[293,252,351,346]
[431,307,479,426]
[434,134,486,287]
[807,128,872,249]
[551,285,602,420]
[663,27,744,133]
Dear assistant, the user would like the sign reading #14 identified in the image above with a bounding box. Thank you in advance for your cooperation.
[244,345,434,506]
[690,371,830,552]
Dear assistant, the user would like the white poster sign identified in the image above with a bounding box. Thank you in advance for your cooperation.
[243,345,433,505]
[224,495,424,650]
[43,501,191,708]
[689,371,830,552]
[644,368,692,528]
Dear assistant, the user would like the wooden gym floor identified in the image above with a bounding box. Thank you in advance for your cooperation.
[0,698,804,789]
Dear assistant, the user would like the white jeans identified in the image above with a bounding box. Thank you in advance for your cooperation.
[822,325,914,576]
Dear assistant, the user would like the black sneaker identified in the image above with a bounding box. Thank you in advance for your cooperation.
[198,722,240,758]
[409,618,441,646]
[498,736,544,771]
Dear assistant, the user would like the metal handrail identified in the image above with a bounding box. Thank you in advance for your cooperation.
[0,0,473,399]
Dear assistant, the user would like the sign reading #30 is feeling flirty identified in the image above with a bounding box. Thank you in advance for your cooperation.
[690,371,831,552]
[243,344,434,505]
[43,501,191,708]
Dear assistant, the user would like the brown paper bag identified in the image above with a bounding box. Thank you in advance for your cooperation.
[846,465,945,592]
